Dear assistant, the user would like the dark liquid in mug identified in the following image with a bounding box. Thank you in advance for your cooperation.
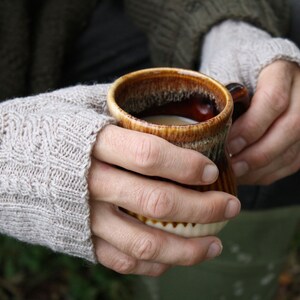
[137,93,219,125]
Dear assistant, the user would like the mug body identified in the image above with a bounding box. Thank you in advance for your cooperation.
[107,68,236,237]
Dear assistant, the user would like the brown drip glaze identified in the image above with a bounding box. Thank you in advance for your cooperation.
[108,68,250,236]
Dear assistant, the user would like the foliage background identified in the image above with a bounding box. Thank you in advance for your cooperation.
[1,232,300,300]
[0,235,134,300]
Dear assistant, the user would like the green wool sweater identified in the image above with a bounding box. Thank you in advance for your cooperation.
[0,0,98,101]
[124,0,290,68]
[0,0,290,101]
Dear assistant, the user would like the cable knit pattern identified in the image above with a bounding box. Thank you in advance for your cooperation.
[0,84,114,262]
[200,20,300,94]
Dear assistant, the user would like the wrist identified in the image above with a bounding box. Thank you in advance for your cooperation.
[200,20,300,93]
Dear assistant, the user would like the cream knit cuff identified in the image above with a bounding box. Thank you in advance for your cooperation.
[200,20,300,94]
[0,84,114,262]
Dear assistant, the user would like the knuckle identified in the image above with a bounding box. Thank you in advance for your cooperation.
[110,257,137,274]
[243,118,264,143]
[260,87,288,115]
[131,234,159,261]
[183,243,206,266]
[88,161,112,199]
[141,186,176,220]
[200,200,219,223]
[250,149,273,169]
[181,153,203,182]
[134,137,160,171]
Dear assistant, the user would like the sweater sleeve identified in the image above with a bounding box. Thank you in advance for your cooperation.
[124,0,290,69]
[0,84,114,263]
[199,20,300,94]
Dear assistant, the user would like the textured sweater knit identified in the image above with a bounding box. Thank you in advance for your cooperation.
[1,0,300,263]
[0,0,290,101]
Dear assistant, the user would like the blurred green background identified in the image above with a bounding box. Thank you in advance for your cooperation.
[1,230,300,300]
[0,235,134,300]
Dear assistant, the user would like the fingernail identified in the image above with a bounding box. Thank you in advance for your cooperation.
[232,161,249,177]
[228,137,247,156]
[206,242,223,259]
[202,164,219,183]
[225,199,241,219]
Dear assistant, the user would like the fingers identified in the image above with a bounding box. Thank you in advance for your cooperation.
[236,141,300,185]
[90,201,223,267]
[231,104,300,179]
[228,60,294,156]
[229,61,300,184]
[89,159,241,223]
[93,237,170,276]
[93,125,219,185]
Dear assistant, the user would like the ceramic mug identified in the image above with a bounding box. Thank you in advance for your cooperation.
[107,68,249,238]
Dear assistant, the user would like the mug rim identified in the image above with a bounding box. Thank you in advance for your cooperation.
[107,67,233,138]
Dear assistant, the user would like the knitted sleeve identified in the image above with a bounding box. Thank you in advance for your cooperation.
[199,20,300,94]
[0,84,114,263]
[124,0,289,69]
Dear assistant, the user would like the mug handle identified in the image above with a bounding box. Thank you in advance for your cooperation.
[226,83,250,122]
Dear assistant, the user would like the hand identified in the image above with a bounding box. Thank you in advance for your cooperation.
[228,60,300,185]
[88,125,241,276]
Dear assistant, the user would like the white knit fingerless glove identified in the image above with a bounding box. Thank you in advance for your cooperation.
[200,20,300,94]
[0,84,114,262]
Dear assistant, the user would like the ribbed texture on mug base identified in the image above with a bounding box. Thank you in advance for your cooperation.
[145,220,228,237]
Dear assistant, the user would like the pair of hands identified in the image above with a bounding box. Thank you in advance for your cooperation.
[88,60,300,276]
